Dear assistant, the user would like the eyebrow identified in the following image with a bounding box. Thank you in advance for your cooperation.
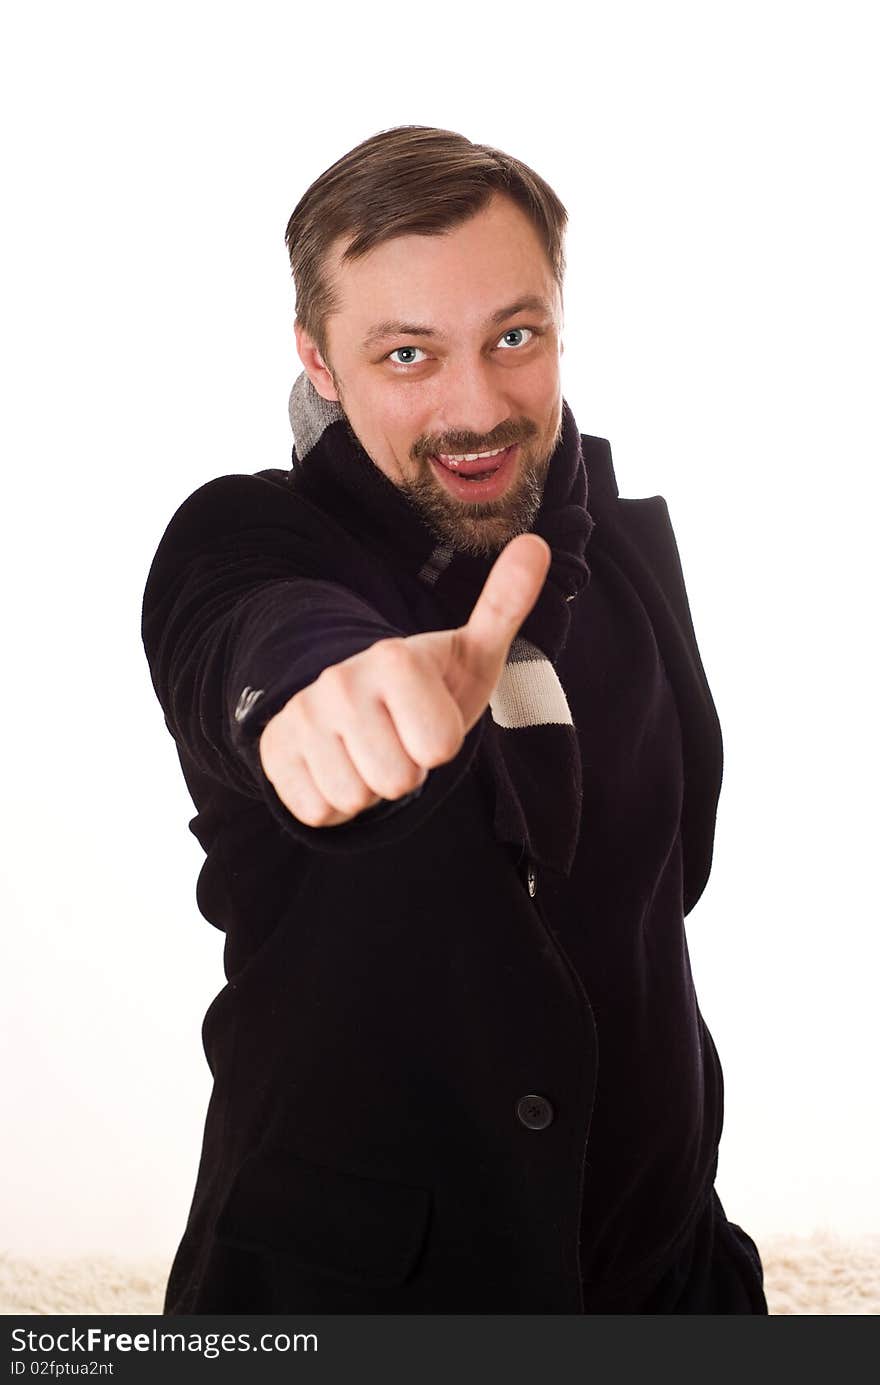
[360,295,554,350]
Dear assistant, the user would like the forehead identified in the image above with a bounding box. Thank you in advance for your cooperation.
[324,195,560,337]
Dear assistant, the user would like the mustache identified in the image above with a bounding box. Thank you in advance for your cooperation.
[413,419,538,460]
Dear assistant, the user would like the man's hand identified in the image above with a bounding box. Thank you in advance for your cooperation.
[258,533,551,827]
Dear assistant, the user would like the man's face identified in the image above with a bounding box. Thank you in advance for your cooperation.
[295,194,564,557]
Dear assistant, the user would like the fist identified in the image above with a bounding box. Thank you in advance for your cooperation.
[258,532,551,828]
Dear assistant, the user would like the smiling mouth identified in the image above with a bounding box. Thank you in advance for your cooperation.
[431,444,515,480]
[425,444,521,503]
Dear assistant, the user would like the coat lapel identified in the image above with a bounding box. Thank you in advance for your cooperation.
[581,435,724,916]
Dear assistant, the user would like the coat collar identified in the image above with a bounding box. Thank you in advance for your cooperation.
[285,371,598,663]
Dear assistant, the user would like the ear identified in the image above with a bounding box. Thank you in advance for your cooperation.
[295,320,340,402]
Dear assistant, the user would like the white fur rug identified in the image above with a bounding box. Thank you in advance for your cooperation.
[2,1234,878,1315]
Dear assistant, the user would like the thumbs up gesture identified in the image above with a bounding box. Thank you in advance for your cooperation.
[259,533,551,828]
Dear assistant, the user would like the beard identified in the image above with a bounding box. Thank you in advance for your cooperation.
[333,369,562,558]
[396,444,552,558]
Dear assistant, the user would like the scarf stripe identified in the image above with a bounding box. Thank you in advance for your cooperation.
[489,637,574,730]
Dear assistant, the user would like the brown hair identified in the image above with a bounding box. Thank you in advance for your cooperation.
[284,125,568,368]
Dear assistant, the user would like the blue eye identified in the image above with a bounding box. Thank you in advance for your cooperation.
[388,345,427,366]
[498,327,534,349]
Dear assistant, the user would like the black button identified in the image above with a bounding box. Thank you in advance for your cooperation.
[516,1093,554,1130]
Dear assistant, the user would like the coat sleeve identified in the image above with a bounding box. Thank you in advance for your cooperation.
[140,474,485,852]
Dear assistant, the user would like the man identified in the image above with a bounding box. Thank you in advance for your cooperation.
[141,125,767,1314]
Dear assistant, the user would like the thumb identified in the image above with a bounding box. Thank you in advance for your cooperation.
[460,533,551,673]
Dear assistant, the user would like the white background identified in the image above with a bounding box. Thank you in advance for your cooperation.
[1,1,877,1259]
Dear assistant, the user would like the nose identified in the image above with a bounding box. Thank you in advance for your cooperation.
[436,356,513,447]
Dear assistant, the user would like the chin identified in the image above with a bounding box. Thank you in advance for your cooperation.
[447,518,529,558]
[421,494,544,559]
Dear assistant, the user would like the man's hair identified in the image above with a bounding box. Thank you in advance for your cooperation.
[284,125,569,367]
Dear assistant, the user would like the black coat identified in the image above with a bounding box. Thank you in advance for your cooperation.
[141,433,766,1314]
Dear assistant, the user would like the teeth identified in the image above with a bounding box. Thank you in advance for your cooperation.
[437,445,507,468]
